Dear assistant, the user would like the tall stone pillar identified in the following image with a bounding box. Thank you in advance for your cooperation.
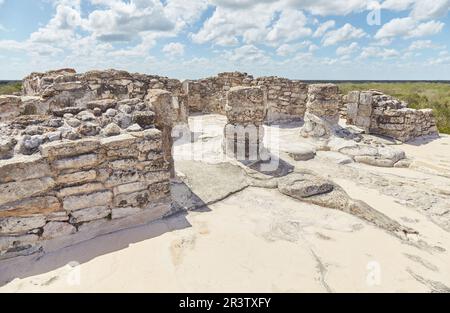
[300,84,340,138]
[223,86,269,162]
[145,89,175,178]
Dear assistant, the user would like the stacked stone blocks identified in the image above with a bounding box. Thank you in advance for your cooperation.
[0,131,171,260]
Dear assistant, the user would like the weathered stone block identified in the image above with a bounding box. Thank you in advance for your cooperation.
[105,170,170,188]
[0,234,39,253]
[56,170,97,185]
[63,191,113,212]
[42,222,76,239]
[348,91,360,103]
[0,215,46,234]
[57,183,105,198]
[0,155,51,184]
[0,196,61,218]
[111,207,142,220]
[69,206,111,224]
[359,92,373,106]
[0,177,55,207]
[40,138,100,159]
[113,182,148,195]
[53,153,99,170]
[100,133,137,150]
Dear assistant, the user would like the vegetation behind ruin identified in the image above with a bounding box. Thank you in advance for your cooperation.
[0,82,22,95]
[338,82,450,134]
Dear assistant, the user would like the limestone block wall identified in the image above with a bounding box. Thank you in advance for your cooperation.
[183,72,308,122]
[251,77,308,123]
[183,72,253,114]
[346,90,438,142]
[0,132,171,260]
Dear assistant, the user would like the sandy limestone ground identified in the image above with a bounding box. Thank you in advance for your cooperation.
[0,114,449,293]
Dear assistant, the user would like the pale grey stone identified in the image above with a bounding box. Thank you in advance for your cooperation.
[287,146,316,161]
[278,173,334,198]
[53,153,99,170]
[56,170,97,185]
[0,215,46,234]
[40,138,99,158]
[0,154,51,184]
[63,191,113,212]
[111,207,142,220]
[70,206,111,224]
[0,234,39,252]
[126,123,142,132]
[42,222,76,239]
[101,123,122,137]
[57,183,105,198]
[0,177,55,206]
[47,131,61,142]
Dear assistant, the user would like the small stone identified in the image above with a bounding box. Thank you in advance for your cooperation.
[18,135,44,155]
[78,122,100,136]
[0,137,17,160]
[287,146,316,161]
[64,130,81,140]
[78,111,96,121]
[47,118,64,128]
[394,158,412,168]
[101,123,122,137]
[118,104,132,114]
[114,113,132,129]
[105,108,118,117]
[132,111,155,129]
[93,107,102,116]
[47,131,61,142]
[66,118,81,128]
[126,123,142,132]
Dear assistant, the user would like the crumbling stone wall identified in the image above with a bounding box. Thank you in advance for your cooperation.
[183,72,308,122]
[345,90,438,142]
[183,72,253,114]
[300,84,341,138]
[252,77,308,123]
[0,132,171,260]
[20,69,187,125]
[0,70,181,261]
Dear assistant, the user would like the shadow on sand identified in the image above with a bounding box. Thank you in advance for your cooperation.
[0,185,211,287]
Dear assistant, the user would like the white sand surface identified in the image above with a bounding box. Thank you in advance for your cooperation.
[1,115,449,293]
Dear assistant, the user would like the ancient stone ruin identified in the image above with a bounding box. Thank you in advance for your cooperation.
[344,90,438,142]
[0,68,439,262]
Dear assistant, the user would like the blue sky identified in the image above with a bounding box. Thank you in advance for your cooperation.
[0,0,450,80]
